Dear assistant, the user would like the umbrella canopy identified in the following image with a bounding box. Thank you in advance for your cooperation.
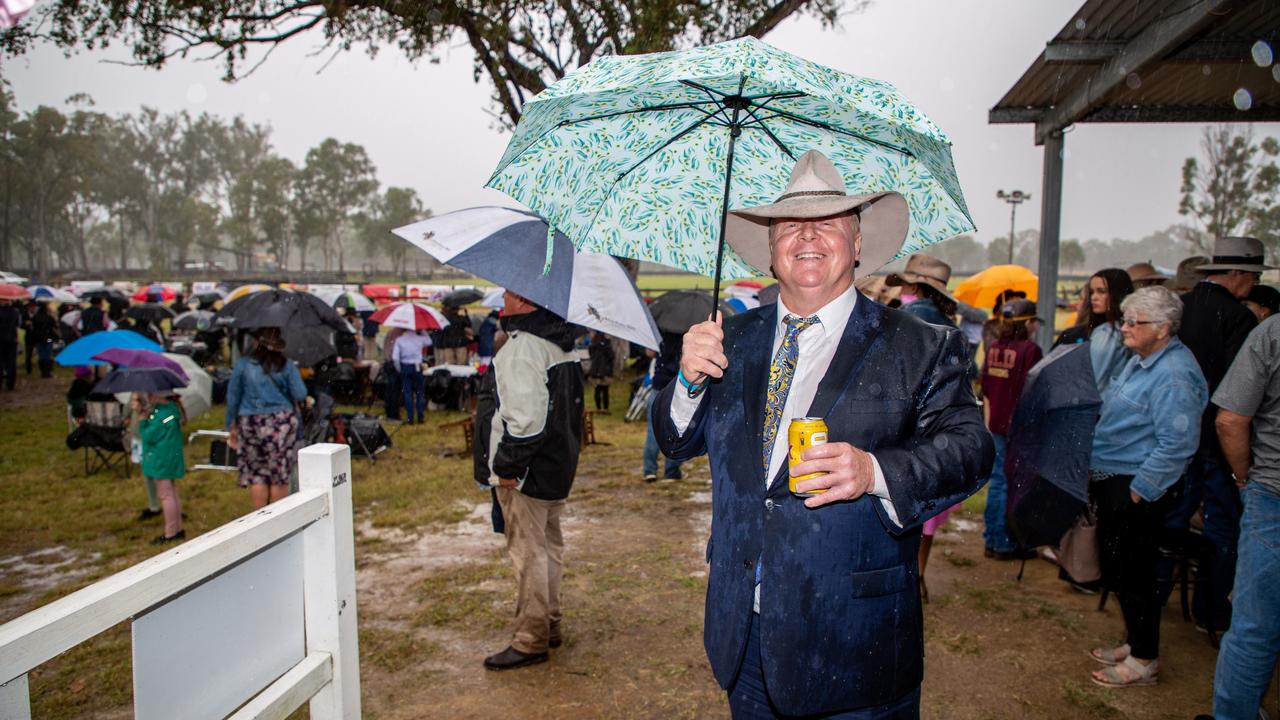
[115,354,213,419]
[0,283,30,300]
[441,288,484,308]
[487,36,973,292]
[92,348,188,380]
[60,309,81,328]
[133,284,177,302]
[218,288,351,333]
[1005,343,1102,548]
[224,283,272,304]
[482,287,506,310]
[94,367,188,395]
[172,310,218,332]
[953,265,1039,313]
[368,302,448,331]
[648,290,737,335]
[326,291,376,313]
[28,285,77,303]
[392,207,661,350]
[56,330,164,366]
[724,296,760,313]
[81,287,130,313]
[283,325,340,367]
[126,302,176,324]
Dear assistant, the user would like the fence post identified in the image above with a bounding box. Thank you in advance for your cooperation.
[0,674,30,720]
[298,444,361,720]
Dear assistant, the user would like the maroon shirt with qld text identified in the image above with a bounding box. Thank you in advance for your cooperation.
[981,338,1043,436]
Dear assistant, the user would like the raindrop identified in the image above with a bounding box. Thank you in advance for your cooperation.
[932,435,949,450]
[426,8,443,22]
[1202,65,1212,77]
[1173,414,1189,432]
[1074,17,1086,31]
[1125,73,1141,90]
[1252,40,1274,68]
[1234,88,1253,111]
[1273,65,1280,83]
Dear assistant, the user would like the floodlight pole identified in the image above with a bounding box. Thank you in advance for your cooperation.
[996,189,1030,264]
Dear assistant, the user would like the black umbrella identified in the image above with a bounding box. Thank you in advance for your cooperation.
[127,303,177,324]
[217,288,351,333]
[173,310,218,332]
[283,325,339,368]
[192,290,225,307]
[82,287,130,313]
[93,367,188,395]
[442,288,484,308]
[647,290,737,335]
[1006,343,1103,548]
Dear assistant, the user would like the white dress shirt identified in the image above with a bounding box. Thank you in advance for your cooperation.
[669,283,899,525]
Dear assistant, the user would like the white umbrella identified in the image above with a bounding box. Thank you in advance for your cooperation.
[482,287,506,310]
[392,206,661,350]
[29,285,78,303]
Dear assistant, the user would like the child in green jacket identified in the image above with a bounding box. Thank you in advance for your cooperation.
[134,392,186,544]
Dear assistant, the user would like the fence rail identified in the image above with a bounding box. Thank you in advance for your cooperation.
[0,443,360,720]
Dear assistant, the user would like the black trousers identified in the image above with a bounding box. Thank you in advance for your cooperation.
[0,341,16,390]
[593,383,610,410]
[1094,474,1180,660]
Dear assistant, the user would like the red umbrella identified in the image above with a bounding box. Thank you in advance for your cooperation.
[132,284,177,302]
[368,302,447,331]
[0,283,30,300]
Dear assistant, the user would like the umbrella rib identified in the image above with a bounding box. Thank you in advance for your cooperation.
[612,113,720,182]
[740,107,795,160]
[755,108,912,157]
[557,99,721,127]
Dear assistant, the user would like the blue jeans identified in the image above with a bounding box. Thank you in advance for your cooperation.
[399,365,425,422]
[1188,456,1243,631]
[982,433,1014,553]
[643,390,681,479]
[1213,483,1280,720]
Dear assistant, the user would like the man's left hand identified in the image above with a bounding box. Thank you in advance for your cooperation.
[790,442,875,509]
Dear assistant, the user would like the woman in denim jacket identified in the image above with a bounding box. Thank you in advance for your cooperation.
[226,327,308,509]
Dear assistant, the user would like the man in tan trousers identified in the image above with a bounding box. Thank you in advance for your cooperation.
[474,291,584,670]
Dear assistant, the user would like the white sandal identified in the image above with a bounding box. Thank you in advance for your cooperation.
[1088,643,1130,666]
[1091,656,1158,688]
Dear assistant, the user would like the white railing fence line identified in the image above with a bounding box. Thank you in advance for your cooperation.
[0,443,360,720]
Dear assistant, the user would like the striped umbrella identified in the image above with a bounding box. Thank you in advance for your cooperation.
[368,302,448,331]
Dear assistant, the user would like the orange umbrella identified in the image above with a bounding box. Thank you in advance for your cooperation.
[0,283,30,300]
[953,265,1038,312]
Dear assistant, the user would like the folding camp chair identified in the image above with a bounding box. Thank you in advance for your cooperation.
[72,400,131,477]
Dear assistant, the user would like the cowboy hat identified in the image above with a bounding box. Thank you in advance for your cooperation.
[884,253,955,302]
[1170,255,1209,293]
[724,150,909,275]
[1126,261,1168,285]
[1198,237,1275,273]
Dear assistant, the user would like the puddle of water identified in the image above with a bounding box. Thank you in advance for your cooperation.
[0,545,100,623]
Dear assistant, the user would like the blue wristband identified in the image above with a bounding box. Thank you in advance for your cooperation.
[677,368,705,396]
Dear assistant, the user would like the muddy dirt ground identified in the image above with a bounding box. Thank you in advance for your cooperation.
[353,439,1241,720]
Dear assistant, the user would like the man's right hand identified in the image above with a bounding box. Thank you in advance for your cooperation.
[680,315,727,383]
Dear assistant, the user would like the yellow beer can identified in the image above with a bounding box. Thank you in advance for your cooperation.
[788,417,828,496]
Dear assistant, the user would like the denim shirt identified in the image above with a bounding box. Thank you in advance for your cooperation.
[1090,337,1208,501]
[224,357,308,429]
[1089,322,1131,394]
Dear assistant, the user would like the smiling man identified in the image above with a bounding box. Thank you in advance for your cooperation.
[653,151,992,719]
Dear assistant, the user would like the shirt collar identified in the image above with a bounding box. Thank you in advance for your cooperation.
[1136,336,1180,368]
[775,282,859,337]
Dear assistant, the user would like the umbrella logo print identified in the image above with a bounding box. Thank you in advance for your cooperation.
[586,304,602,321]
[419,230,449,253]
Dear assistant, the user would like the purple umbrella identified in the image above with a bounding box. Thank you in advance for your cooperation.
[91,347,189,381]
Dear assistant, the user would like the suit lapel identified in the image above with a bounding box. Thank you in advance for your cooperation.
[741,305,774,488]
[765,293,886,494]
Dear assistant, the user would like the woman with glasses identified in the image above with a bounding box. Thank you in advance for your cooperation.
[1085,286,1208,688]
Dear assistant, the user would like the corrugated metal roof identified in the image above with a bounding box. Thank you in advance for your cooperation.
[991,0,1280,142]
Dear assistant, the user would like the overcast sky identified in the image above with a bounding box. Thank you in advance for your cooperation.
[6,0,1279,248]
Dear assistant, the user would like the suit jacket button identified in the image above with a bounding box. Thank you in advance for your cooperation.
[764,499,775,510]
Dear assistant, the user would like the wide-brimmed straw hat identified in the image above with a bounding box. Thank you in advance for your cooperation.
[724,150,909,275]
[1198,237,1275,273]
[884,254,955,301]
[1126,261,1168,285]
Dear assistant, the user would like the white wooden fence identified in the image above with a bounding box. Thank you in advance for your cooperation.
[0,444,361,720]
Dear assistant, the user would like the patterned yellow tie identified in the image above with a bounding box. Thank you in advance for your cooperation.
[761,314,819,473]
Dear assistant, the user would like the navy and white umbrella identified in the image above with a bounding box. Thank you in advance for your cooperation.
[392,206,661,351]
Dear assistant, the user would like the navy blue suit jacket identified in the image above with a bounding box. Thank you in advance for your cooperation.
[653,294,992,715]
